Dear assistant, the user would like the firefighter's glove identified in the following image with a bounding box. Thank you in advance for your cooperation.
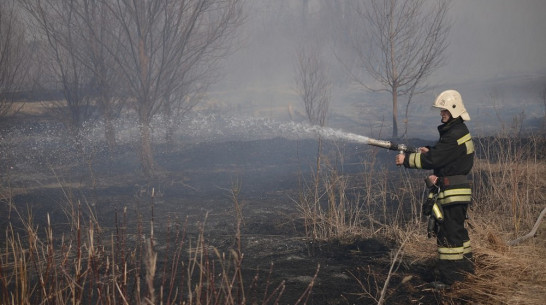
[424,176,435,188]
[422,198,434,216]
[424,175,438,190]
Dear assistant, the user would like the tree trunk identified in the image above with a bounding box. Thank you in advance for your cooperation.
[165,120,175,148]
[139,121,154,178]
[392,87,398,138]
[104,110,116,153]
[163,101,175,147]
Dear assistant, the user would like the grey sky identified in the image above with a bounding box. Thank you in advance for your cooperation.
[444,0,546,82]
[219,0,546,89]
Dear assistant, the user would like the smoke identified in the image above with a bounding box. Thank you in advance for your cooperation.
[444,0,546,83]
[212,1,546,138]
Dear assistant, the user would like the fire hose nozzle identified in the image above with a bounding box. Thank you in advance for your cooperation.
[367,138,419,153]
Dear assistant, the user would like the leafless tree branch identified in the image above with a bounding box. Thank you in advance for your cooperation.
[348,0,451,138]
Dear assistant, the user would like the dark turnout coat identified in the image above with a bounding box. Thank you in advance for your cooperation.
[403,117,474,206]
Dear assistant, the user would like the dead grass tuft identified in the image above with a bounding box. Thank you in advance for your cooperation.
[447,242,546,305]
[485,231,508,253]
[444,211,546,305]
[398,229,436,263]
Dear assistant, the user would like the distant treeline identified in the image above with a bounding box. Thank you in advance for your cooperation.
[1,88,103,103]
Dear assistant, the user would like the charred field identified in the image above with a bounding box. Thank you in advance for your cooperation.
[1,113,462,304]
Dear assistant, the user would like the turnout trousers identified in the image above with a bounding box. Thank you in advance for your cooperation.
[435,203,474,285]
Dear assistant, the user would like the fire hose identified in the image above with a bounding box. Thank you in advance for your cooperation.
[366,138,420,154]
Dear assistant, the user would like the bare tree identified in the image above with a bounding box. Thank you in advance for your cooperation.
[20,0,97,143]
[294,44,331,209]
[295,46,331,128]
[101,0,244,178]
[161,73,207,146]
[350,0,451,138]
[19,0,124,154]
[0,0,28,118]
[75,0,126,153]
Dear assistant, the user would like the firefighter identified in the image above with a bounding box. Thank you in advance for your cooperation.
[395,89,475,289]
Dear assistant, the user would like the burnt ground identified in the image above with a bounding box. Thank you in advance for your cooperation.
[0,117,449,304]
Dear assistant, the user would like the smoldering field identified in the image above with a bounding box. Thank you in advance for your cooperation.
[0,108,395,304]
[1,106,545,305]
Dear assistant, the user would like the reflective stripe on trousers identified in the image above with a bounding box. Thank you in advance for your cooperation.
[438,240,472,260]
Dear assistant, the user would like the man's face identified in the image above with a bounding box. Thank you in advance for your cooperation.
[440,110,452,123]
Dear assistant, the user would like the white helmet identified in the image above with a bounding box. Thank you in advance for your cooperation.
[433,90,470,121]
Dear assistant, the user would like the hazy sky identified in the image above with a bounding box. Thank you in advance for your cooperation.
[212,0,546,136]
[219,0,546,89]
[442,0,546,83]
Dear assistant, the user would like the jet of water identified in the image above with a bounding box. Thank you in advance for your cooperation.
[174,114,371,144]
[276,121,370,144]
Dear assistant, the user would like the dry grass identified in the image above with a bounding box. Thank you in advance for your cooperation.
[294,147,425,243]
[445,217,546,305]
[0,185,318,305]
[295,166,370,242]
[295,133,545,304]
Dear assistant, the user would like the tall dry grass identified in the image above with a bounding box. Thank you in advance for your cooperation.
[295,165,368,242]
[0,184,317,305]
[295,132,545,304]
[472,134,545,233]
[295,145,425,243]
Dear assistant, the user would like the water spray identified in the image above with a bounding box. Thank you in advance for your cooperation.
[175,114,420,154]
[276,122,419,154]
